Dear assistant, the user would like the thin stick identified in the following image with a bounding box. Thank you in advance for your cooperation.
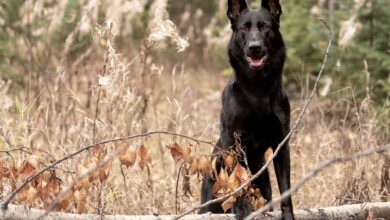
[245,143,390,220]
[1,131,216,210]
[175,161,186,214]
[173,19,332,220]
[0,148,32,155]
[93,22,113,142]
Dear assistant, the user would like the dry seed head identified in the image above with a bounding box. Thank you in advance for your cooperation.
[146,0,189,52]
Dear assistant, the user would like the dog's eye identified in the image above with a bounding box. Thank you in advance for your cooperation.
[239,26,249,32]
[260,24,272,31]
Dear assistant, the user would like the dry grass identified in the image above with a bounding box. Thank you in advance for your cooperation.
[0,0,389,216]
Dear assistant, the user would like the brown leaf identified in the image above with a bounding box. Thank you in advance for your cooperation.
[198,156,211,176]
[35,170,52,187]
[167,143,183,164]
[190,155,200,175]
[212,180,222,194]
[219,168,229,193]
[0,159,9,179]
[57,190,74,211]
[9,166,19,190]
[138,145,151,170]
[227,171,240,192]
[92,144,106,161]
[234,163,250,183]
[18,156,40,181]
[221,196,236,213]
[253,190,267,209]
[224,154,235,169]
[40,177,61,207]
[182,145,192,164]
[74,189,88,213]
[99,159,112,183]
[25,186,38,204]
[15,184,29,202]
[85,160,99,183]
[119,145,137,168]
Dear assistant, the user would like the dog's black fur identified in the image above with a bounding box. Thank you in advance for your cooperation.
[199,0,294,219]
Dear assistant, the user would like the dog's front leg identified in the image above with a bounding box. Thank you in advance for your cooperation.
[273,143,295,220]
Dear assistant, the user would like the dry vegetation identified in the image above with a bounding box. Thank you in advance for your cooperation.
[0,0,389,217]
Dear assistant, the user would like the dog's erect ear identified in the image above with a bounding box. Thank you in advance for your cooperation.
[227,0,248,22]
[261,0,282,21]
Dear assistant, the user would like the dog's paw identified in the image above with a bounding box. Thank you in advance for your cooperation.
[231,196,252,220]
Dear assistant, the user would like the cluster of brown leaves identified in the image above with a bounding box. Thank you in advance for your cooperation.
[115,141,151,170]
[167,143,210,176]
[0,141,154,214]
[0,147,113,213]
[0,140,267,214]
[0,156,64,210]
[166,141,267,213]
[72,150,112,213]
[211,149,267,212]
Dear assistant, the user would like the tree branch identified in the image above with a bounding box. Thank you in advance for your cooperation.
[245,143,390,220]
[2,202,390,220]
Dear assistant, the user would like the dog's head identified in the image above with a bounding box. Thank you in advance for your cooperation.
[227,0,284,71]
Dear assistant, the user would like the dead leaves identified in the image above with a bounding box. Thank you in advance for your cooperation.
[74,188,88,213]
[116,142,151,170]
[212,148,267,213]
[0,139,267,215]
[138,145,151,170]
[116,141,137,168]
[167,143,183,164]
[1,156,64,209]
[222,196,236,212]
[167,143,211,176]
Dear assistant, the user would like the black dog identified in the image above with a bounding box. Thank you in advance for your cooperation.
[200,0,294,219]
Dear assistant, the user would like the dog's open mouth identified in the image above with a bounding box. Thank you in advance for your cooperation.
[246,55,267,70]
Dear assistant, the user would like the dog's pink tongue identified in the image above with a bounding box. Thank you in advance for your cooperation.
[250,57,265,68]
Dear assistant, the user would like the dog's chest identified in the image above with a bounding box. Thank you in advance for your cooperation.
[224,96,283,144]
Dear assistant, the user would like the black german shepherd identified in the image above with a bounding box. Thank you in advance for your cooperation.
[200,0,294,219]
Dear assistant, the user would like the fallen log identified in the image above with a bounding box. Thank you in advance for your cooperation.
[1,202,389,220]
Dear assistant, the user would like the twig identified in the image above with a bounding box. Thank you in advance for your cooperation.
[175,161,186,214]
[1,131,216,210]
[245,143,390,220]
[334,196,365,204]
[98,182,105,220]
[93,22,113,142]
[0,148,32,155]
[173,19,333,220]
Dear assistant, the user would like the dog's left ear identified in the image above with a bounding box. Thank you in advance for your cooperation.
[261,0,282,21]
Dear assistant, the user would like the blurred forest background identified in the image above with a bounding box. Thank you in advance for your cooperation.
[0,0,389,216]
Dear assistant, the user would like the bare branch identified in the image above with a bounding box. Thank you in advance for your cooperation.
[1,131,216,210]
[2,202,390,220]
[0,148,32,155]
[245,143,390,220]
[173,19,333,220]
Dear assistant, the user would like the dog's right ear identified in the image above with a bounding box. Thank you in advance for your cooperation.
[227,0,248,23]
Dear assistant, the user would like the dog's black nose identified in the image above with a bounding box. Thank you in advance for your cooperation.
[248,41,262,53]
